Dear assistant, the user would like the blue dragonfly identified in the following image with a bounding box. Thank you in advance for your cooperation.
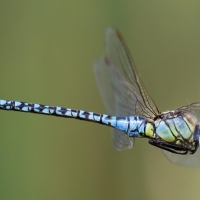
[1,27,200,167]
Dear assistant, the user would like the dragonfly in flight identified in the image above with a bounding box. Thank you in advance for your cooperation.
[1,27,200,167]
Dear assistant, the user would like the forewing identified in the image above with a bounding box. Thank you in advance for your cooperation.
[105,27,159,117]
[94,27,159,151]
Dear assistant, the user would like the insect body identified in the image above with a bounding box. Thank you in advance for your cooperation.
[1,28,200,167]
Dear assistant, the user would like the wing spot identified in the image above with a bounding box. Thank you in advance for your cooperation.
[116,30,123,41]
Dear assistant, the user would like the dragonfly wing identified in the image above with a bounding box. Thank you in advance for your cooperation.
[94,27,159,151]
[94,57,114,115]
[94,57,135,150]
[163,149,200,167]
[105,27,159,118]
[180,103,200,123]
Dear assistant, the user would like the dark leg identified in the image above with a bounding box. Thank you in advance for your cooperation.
[149,140,188,155]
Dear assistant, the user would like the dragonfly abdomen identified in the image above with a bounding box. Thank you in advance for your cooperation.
[127,116,148,138]
[0,100,105,122]
[0,99,148,136]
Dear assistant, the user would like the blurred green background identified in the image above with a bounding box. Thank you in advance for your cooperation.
[1,1,200,199]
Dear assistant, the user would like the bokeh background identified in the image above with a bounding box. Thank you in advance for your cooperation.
[1,1,200,199]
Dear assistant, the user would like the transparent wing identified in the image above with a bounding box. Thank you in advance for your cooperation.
[94,58,147,117]
[105,27,160,118]
[163,149,200,167]
[94,27,159,151]
[163,103,200,167]
[94,58,136,150]
[179,103,200,124]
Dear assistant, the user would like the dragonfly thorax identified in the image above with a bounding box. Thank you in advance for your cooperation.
[148,111,200,154]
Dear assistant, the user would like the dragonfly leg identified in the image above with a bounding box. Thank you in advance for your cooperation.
[148,139,189,155]
[189,142,198,154]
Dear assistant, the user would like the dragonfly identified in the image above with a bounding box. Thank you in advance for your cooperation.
[1,27,200,167]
